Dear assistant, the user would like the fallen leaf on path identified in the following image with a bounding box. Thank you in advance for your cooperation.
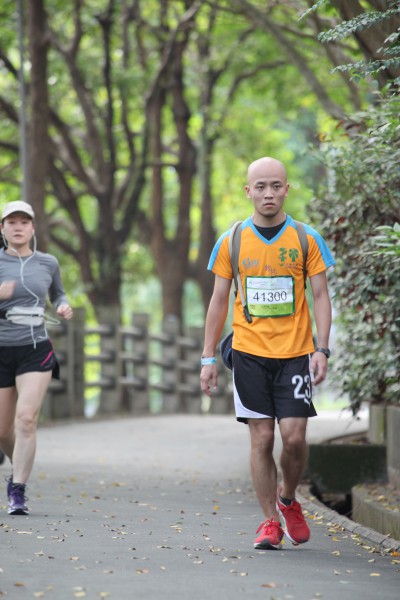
[369,573,381,577]
[261,582,278,588]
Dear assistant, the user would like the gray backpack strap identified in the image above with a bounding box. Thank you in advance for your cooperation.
[229,221,252,323]
[229,221,242,293]
[294,220,309,289]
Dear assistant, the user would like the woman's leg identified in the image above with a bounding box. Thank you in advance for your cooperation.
[0,387,17,461]
[12,371,52,484]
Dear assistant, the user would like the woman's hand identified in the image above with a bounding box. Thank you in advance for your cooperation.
[0,280,16,300]
[56,304,73,320]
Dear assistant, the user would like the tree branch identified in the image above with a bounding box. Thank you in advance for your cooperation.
[233,0,346,120]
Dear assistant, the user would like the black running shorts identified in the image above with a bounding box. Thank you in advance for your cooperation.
[232,349,317,423]
[0,339,60,388]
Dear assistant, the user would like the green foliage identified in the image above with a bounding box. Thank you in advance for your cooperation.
[305,0,400,84]
[318,10,400,44]
[372,223,400,260]
[309,94,400,410]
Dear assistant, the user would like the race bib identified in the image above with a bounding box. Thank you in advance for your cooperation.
[246,276,295,317]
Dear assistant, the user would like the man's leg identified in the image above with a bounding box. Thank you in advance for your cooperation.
[277,416,310,544]
[278,417,308,499]
[248,418,278,518]
[248,418,284,549]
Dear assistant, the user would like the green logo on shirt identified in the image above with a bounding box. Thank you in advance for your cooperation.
[279,247,299,265]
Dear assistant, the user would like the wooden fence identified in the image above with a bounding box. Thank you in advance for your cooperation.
[43,308,233,419]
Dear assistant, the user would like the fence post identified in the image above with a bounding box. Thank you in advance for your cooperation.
[43,307,86,419]
[160,315,181,412]
[67,306,86,417]
[97,306,121,414]
[118,313,150,413]
[182,325,202,413]
[209,348,234,415]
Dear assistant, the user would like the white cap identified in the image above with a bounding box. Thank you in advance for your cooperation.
[2,201,35,221]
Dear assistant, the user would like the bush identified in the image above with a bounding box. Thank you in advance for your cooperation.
[310,93,400,411]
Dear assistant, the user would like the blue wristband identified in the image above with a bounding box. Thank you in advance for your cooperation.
[201,357,217,366]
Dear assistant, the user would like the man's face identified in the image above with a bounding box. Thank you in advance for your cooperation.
[245,161,289,224]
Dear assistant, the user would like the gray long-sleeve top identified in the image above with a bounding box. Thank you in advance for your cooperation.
[0,248,69,346]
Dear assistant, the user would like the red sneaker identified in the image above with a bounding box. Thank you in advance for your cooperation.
[254,517,284,550]
[276,489,310,545]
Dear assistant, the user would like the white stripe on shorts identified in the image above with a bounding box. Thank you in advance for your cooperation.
[232,368,273,420]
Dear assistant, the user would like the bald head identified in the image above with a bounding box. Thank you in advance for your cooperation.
[244,156,289,226]
[247,157,287,186]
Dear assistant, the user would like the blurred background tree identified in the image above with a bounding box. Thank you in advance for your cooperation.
[0,0,398,401]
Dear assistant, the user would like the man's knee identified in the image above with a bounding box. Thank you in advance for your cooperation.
[283,435,307,457]
[249,419,275,453]
[280,419,307,454]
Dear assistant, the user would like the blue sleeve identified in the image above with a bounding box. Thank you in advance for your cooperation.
[304,224,336,268]
[207,230,230,271]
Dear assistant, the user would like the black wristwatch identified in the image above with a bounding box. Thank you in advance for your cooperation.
[315,347,331,358]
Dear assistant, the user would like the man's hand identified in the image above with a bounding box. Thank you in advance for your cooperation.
[200,364,218,397]
[310,352,328,385]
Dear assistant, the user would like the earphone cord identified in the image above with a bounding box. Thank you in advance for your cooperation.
[10,236,48,349]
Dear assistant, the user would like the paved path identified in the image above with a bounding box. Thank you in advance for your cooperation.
[1,411,399,599]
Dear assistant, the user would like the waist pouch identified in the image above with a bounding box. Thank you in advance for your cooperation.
[4,306,45,326]
[220,330,234,370]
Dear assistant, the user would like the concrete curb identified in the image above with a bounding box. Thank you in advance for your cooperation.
[298,490,400,552]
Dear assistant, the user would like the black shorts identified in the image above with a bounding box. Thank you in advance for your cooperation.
[232,349,317,423]
[0,339,60,388]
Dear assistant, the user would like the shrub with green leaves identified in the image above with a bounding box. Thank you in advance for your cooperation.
[310,93,400,411]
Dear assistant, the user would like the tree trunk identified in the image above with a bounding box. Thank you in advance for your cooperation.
[28,0,49,249]
[197,134,217,310]
[148,32,196,324]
